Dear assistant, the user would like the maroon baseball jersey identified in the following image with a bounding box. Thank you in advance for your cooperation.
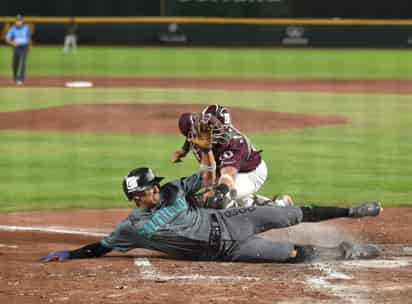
[190,128,262,174]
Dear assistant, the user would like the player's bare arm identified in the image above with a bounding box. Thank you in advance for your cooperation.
[199,149,217,204]
[218,165,238,191]
[171,148,187,162]
[203,165,239,209]
[200,150,216,188]
[171,140,190,163]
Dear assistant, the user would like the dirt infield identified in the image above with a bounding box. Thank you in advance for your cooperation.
[0,104,349,134]
[1,76,411,303]
[2,76,412,95]
[0,208,411,304]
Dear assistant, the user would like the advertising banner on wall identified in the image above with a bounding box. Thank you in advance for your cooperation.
[281,26,309,46]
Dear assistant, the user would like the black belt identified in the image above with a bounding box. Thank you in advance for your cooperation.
[208,214,222,260]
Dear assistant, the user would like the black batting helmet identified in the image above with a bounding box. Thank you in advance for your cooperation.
[122,167,164,201]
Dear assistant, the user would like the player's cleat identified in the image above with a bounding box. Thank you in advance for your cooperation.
[253,194,294,207]
[348,201,382,218]
[272,194,294,207]
[293,241,381,263]
[251,194,271,206]
[339,241,381,260]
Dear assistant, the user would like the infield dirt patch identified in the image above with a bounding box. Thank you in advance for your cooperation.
[0,104,349,134]
[2,76,412,95]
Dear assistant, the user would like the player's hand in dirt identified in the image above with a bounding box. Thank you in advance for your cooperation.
[40,250,70,262]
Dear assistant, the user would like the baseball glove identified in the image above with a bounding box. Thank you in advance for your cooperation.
[189,116,213,149]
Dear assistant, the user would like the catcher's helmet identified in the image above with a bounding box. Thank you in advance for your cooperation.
[122,167,164,201]
[201,104,232,127]
[196,104,232,145]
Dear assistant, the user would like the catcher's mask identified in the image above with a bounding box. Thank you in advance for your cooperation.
[122,167,164,201]
[194,104,232,145]
[201,104,232,127]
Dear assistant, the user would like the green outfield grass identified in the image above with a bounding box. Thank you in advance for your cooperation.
[1,46,412,78]
[0,46,411,211]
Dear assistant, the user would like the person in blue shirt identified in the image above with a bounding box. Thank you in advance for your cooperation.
[5,14,32,85]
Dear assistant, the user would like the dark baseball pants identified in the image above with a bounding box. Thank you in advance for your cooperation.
[13,46,28,82]
[217,206,303,262]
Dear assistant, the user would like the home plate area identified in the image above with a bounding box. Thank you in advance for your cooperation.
[0,207,411,304]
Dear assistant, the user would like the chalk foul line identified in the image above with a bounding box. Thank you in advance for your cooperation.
[134,258,260,282]
[0,243,18,248]
[0,224,107,237]
[305,262,378,304]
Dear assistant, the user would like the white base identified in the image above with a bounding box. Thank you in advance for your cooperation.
[64,81,93,88]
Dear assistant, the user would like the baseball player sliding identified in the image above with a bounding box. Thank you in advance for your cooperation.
[41,166,382,263]
[171,104,289,209]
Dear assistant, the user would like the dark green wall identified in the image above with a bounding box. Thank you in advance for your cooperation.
[3,1,160,17]
[2,0,412,18]
[164,0,290,17]
[18,22,412,48]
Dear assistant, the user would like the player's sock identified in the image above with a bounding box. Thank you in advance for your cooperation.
[300,205,349,222]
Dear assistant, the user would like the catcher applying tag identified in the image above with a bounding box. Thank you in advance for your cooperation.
[188,114,213,150]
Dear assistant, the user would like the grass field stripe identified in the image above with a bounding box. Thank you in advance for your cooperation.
[134,258,260,281]
[0,225,107,237]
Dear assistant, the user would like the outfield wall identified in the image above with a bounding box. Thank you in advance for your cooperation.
[2,17,412,47]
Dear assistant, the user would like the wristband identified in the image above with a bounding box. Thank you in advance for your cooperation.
[200,164,216,172]
[200,147,211,153]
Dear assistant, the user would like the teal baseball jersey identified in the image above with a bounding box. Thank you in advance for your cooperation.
[101,173,215,258]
